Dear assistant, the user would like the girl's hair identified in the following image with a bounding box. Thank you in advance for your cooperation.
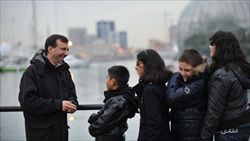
[209,30,250,72]
[179,48,203,67]
[137,49,172,83]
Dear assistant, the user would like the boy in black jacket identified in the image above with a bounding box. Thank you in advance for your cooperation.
[88,65,138,141]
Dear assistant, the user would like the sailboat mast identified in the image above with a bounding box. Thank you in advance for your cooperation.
[31,0,38,50]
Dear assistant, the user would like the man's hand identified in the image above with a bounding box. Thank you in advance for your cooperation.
[62,101,77,113]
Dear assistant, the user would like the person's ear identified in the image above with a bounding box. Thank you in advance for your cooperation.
[111,78,119,90]
[110,78,116,86]
[48,46,53,53]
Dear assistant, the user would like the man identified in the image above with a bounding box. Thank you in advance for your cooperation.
[19,34,78,141]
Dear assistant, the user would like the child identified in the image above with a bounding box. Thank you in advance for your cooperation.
[134,49,172,141]
[166,48,208,141]
[88,65,138,141]
[201,31,250,141]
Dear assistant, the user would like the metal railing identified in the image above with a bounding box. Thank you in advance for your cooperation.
[0,104,103,112]
[1,103,250,112]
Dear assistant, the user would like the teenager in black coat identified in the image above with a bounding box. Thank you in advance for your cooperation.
[166,49,209,141]
[200,31,250,141]
[134,49,172,141]
[88,65,138,141]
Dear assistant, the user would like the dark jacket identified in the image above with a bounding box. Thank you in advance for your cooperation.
[88,86,138,141]
[166,68,208,141]
[200,64,250,140]
[18,49,78,141]
[135,82,171,141]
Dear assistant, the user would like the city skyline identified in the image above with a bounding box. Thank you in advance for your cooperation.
[0,0,189,49]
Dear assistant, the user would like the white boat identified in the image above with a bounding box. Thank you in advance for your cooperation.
[64,55,90,68]
[0,56,29,72]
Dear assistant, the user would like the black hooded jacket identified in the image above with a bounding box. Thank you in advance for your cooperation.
[200,63,250,140]
[166,60,208,141]
[19,49,78,129]
[88,86,138,140]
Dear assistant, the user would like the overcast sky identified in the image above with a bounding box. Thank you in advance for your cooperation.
[55,1,189,47]
[1,0,189,48]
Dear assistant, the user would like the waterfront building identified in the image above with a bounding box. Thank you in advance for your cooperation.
[118,31,127,49]
[96,20,128,49]
[97,21,115,43]
[68,28,87,46]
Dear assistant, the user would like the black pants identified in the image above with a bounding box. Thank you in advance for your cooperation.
[26,123,68,141]
[95,135,125,141]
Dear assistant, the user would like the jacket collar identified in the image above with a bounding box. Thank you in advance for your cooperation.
[30,49,69,76]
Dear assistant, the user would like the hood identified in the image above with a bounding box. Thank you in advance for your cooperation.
[193,57,208,75]
[104,87,139,117]
[30,49,69,72]
[122,87,139,114]
[229,64,250,89]
[30,49,47,65]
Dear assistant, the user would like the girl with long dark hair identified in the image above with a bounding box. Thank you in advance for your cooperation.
[134,49,172,141]
[200,31,250,141]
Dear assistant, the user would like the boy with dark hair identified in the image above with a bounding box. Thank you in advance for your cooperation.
[88,65,138,141]
[166,48,209,141]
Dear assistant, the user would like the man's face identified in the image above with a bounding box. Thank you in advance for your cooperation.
[48,40,69,65]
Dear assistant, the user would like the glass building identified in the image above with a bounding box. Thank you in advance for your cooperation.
[118,31,127,49]
[176,0,250,55]
[96,20,115,43]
